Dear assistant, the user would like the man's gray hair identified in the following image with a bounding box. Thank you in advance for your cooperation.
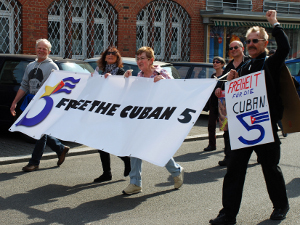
[36,39,52,51]
[246,26,269,40]
[230,40,243,48]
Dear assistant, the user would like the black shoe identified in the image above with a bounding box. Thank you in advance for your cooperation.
[282,131,287,137]
[257,157,261,164]
[204,145,216,151]
[209,213,236,225]
[270,205,289,220]
[94,173,112,183]
[218,160,227,166]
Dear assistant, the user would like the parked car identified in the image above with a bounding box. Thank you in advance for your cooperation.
[170,62,215,79]
[85,57,180,79]
[0,54,94,130]
[285,57,300,96]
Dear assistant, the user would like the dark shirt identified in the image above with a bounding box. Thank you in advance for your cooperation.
[114,68,125,76]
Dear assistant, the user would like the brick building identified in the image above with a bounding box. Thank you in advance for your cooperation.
[0,0,300,63]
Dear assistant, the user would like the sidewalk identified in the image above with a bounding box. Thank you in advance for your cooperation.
[0,112,224,165]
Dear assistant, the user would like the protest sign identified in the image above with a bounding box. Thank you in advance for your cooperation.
[225,70,274,150]
[10,70,217,166]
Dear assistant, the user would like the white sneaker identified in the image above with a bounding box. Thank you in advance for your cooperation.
[173,168,184,189]
[122,184,142,195]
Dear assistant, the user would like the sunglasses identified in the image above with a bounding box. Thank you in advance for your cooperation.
[229,46,239,50]
[213,61,221,64]
[246,39,265,44]
[107,51,117,55]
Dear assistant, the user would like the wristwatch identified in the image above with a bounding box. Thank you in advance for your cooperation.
[273,22,280,27]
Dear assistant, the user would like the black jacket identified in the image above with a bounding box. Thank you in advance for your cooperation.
[237,25,290,124]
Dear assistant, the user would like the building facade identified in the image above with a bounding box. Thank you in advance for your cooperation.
[0,0,299,63]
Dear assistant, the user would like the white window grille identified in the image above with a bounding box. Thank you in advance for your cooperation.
[136,0,190,62]
[48,0,117,59]
[206,0,252,11]
[0,0,21,54]
[264,0,300,15]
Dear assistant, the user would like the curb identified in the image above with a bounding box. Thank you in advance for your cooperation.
[0,132,224,166]
[185,132,223,142]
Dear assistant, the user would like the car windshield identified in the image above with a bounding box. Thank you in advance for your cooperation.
[0,60,30,84]
[59,62,94,73]
[88,61,97,70]
[122,64,139,77]
[286,59,300,77]
[190,66,215,79]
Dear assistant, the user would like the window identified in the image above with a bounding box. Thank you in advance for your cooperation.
[264,0,300,15]
[136,0,190,62]
[48,0,117,59]
[173,66,190,79]
[208,24,300,62]
[206,0,252,11]
[190,66,215,79]
[0,60,30,84]
[0,0,21,54]
[286,59,300,77]
[59,62,94,73]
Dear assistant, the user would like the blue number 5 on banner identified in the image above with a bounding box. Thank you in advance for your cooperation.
[236,110,270,145]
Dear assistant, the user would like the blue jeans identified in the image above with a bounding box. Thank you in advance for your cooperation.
[130,157,182,187]
[29,134,65,165]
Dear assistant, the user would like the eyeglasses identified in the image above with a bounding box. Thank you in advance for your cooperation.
[107,51,117,55]
[246,39,265,44]
[213,61,221,64]
[136,57,150,61]
[229,46,239,50]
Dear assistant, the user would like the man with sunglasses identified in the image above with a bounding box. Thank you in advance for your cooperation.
[210,10,290,225]
[215,41,250,167]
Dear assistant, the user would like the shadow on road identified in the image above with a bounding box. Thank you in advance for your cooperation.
[0,182,175,224]
[286,177,300,198]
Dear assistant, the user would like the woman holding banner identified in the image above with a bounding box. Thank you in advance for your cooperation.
[92,46,131,183]
[122,46,184,195]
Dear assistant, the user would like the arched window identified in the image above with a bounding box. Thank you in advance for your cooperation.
[136,0,190,61]
[48,0,117,59]
[0,0,21,53]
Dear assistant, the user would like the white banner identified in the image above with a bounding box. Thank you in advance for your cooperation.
[10,70,217,166]
[225,70,274,150]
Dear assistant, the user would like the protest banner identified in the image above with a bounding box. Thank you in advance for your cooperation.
[225,70,274,150]
[10,70,217,167]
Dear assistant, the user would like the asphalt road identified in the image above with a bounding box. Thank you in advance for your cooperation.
[0,132,299,225]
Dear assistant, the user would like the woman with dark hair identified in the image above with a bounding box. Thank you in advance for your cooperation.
[94,46,124,77]
[203,56,225,152]
[93,46,131,182]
